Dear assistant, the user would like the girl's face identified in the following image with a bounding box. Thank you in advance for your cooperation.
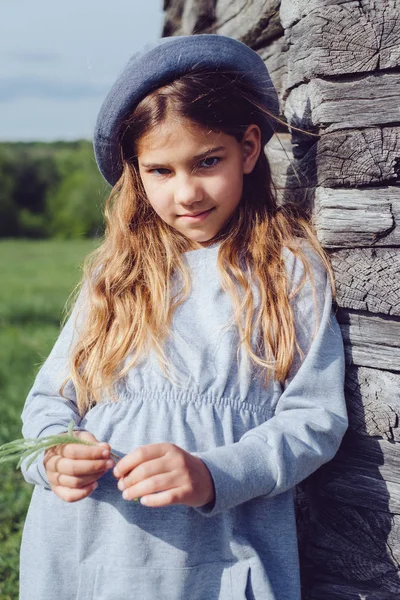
[137,115,261,245]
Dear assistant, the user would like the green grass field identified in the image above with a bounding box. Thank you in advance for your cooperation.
[0,239,97,600]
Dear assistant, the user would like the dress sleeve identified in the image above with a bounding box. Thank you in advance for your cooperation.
[20,286,87,488]
[195,248,348,517]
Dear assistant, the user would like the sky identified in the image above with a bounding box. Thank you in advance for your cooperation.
[0,0,164,141]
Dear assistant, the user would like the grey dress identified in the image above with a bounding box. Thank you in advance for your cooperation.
[19,243,348,600]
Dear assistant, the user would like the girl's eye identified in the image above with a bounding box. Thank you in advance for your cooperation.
[148,157,220,176]
[150,168,170,176]
[200,156,220,169]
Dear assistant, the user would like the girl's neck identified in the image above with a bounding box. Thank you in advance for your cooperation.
[184,240,220,254]
[186,229,230,252]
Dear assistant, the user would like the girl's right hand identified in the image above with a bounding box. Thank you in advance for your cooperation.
[43,431,114,503]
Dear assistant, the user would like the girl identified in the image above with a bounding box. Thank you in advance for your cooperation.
[19,35,348,600]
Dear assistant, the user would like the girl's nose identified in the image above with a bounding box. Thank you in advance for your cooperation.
[174,174,204,207]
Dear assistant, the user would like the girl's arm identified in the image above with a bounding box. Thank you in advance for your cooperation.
[20,284,102,488]
[193,248,348,516]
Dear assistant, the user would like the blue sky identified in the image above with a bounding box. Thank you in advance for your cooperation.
[0,0,164,141]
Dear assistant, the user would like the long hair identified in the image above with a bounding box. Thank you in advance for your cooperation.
[64,70,334,415]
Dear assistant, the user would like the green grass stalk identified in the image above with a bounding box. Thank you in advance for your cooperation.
[0,421,120,469]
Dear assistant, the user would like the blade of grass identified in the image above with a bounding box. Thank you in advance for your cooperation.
[0,421,120,469]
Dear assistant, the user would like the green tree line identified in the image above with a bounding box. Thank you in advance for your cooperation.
[0,141,110,239]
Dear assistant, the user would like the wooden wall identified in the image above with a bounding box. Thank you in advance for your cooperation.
[163,1,400,597]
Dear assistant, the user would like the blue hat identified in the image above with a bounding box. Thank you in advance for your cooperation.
[93,34,280,186]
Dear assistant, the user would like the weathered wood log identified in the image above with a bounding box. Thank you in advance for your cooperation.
[162,0,185,36]
[307,584,400,600]
[301,506,400,598]
[316,127,400,188]
[330,248,400,316]
[285,127,400,189]
[306,583,400,600]
[265,132,293,200]
[284,3,400,88]
[315,433,400,513]
[314,187,400,248]
[281,0,399,38]
[301,509,400,596]
[258,36,288,102]
[285,73,400,132]
[296,432,400,596]
[338,308,400,372]
[344,366,400,441]
[180,0,216,34]
[214,0,282,48]
[280,0,352,29]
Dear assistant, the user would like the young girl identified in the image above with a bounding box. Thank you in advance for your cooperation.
[19,35,348,600]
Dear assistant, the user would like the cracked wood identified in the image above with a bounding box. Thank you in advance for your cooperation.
[214,0,282,47]
[316,432,400,515]
[180,0,216,34]
[300,501,400,597]
[330,247,400,316]
[296,430,400,595]
[286,127,400,189]
[265,132,293,202]
[163,0,185,36]
[285,73,400,132]
[345,366,400,441]
[337,308,400,371]
[280,0,399,31]
[314,187,400,248]
[285,2,400,89]
[258,36,289,102]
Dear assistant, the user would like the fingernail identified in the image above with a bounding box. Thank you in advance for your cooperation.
[102,449,109,458]
[106,459,114,469]
[122,490,129,500]
[92,482,98,491]
[113,468,120,478]
[118,479,125,491]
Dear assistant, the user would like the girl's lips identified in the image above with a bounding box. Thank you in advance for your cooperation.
[179,208,214,221]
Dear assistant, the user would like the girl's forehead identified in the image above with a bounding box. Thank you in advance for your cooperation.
[137,116,225,156]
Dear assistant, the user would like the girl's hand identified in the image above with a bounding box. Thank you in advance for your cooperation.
[44,431,114,503]
[113,443,215,508]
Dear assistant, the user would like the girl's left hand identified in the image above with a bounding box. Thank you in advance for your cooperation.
[113,443,215,508]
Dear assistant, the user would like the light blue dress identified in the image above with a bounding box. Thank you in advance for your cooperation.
[19,244,348,600]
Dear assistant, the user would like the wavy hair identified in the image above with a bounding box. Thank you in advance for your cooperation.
[64,70,334,415]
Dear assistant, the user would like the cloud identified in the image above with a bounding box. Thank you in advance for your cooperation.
[0,76,108,103]
[10,50,62,64]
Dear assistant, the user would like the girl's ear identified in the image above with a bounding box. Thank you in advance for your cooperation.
[241,124,262,175]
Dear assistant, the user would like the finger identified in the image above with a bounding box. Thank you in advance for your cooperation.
[52,481,99,503]
[45,453,112,477]
[49,456,114,477]
[51,472,105,489]
[114,443,173,478]
[121,472,176,501]
[58,442,111,460]
[139,488,183,508]
[72,431,111,452]
[117,457,168,490]
[72,431,99,443]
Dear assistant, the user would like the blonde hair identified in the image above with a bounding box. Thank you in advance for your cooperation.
[63,71,334,415]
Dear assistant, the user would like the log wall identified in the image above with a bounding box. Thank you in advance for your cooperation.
[162,1,400,597]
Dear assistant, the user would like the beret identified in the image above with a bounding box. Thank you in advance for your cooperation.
[93,34,280,187]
